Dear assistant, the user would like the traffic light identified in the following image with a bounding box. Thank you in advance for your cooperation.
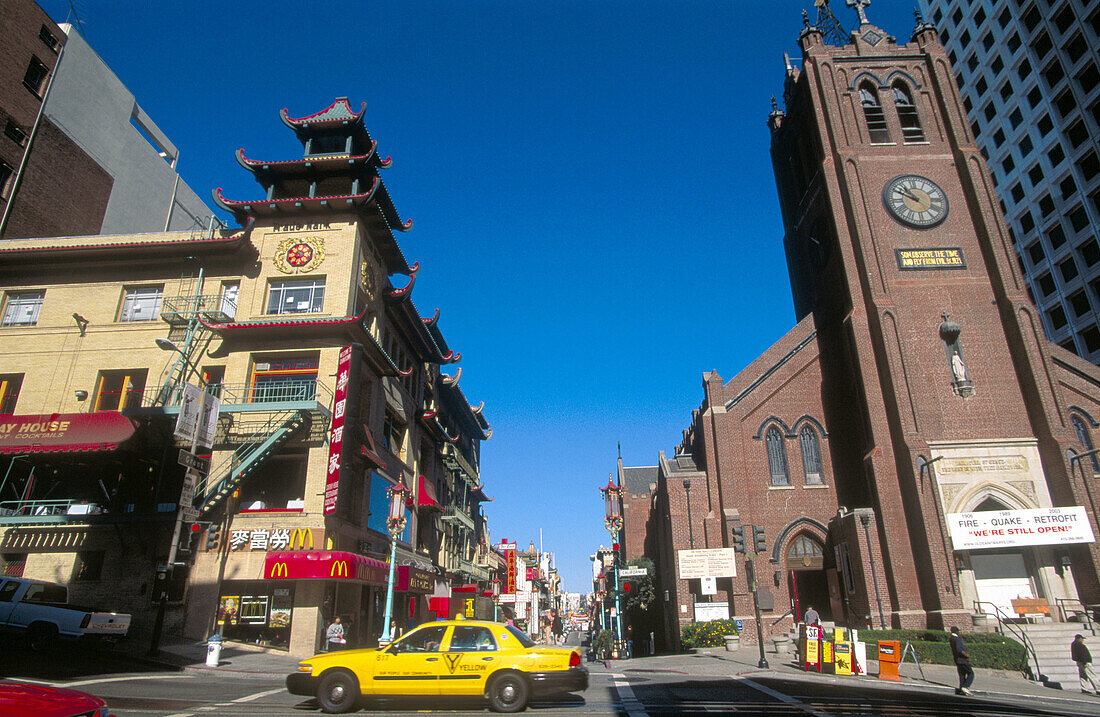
[731,526,745,553]
[183,523,201,553]
[752,526,767,554]
[206,522,221,551]
[622,580,632,594]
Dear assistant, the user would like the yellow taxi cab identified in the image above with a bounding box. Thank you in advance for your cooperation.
[286,617,588,713]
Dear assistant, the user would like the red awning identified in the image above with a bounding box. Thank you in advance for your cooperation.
[414,475,441,511]
[0,412,136,454]
[263,550,388,585]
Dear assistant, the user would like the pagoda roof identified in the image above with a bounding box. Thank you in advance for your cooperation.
[198,306,401,377]
[0,221,256,264]
[212,180,412,274]
[281,97,365,129]
[385,264,462,366]
[235,143,391,174]
[439,371,492,440]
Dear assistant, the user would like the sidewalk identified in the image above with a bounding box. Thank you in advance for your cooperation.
[125,634,302,678]
[588,642,1100,713]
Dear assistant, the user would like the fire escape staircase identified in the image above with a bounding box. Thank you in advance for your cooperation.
[194,409,311,516]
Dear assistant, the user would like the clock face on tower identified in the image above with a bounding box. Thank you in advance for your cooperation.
[882,174,949,229]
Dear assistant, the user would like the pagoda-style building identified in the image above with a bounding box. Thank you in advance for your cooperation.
[0,98,497,657]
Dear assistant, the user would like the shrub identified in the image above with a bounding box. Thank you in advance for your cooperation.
[681,619,739,649]
[591,629,613,658]
[857,629,1027,672]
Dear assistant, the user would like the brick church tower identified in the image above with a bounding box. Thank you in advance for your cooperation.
[766,4,1100,629]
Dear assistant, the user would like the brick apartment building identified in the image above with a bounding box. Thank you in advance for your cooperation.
[0,0,212,240]
[0,98,496,657]
[631,8,1100,652]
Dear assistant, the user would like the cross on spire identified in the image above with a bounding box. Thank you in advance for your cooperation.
[846,0,871,26]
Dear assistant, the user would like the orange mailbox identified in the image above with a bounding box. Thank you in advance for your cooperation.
[877,640,901,681]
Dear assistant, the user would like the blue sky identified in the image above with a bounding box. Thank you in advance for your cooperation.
[40,1,921,592]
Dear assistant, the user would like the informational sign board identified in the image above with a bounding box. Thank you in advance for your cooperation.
[174,383,202,442]
[895,247,966,270]
[693,602,729,622]
[834,642,853,675]
[946,507,1095,549]
[178,449,209,473]
[677,548,737,579]
[700,576,717,595]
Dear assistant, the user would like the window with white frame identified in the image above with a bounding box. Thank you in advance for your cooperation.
[266,278,324,315]
[1,291,44,326]
[119,286,163,322]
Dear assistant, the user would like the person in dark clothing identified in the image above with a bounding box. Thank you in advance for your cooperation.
[949,626,973,695]
[1073,634,1098,695]
[551,613,564,645]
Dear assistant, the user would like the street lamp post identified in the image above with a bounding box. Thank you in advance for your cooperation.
[379,481,410,645]
[149,338,208,655]
[601,475,624,652]
[491,578,501,622]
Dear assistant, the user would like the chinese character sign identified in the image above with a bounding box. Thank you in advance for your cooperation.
[324,346,354,515]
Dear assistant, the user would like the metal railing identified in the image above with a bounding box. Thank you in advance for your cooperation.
[194,410,304,500]
[129,379,332,414]
[160,293,237,324]
[1055,597,1100,634]
[973,600,1043,681]
[0,499,103,518]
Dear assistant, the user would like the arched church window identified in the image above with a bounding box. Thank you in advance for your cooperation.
[859,83,891,144]
[1072,415,1100,473]
[800,425,824,485]
[788,534,824,568]
[892,82,925,143]
[766,426,790,486]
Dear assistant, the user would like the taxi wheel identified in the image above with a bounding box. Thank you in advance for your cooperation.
[317,669,360,714]
[488,673,529,713]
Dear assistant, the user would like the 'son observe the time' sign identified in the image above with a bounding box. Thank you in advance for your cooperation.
[896,247,966,270]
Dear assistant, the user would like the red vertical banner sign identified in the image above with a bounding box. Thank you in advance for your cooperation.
[323,345,353,515]
[501,540,517,595]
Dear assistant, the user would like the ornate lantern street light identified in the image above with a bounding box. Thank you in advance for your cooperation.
[379,481,410,645]
[600,475,624,649]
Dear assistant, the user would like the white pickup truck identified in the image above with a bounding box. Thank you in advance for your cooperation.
[0,577,131,650]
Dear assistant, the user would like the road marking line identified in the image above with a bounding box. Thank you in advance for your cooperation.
[61,673,196,687]
[611,673,648,717]
[738,676,834,717]
[231,687,285,703]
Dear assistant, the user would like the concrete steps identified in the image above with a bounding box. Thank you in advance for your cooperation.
[1014,621,1098,688]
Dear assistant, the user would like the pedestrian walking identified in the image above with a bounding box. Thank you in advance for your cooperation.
[326,616,346,651]
[949,626,973,695]
[1073,634,1098,695]
[804,606,820,626]
[552,612,564,645]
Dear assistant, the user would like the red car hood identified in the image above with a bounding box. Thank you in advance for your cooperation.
[0,682,106,717]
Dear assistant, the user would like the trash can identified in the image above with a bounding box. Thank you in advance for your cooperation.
[206,634,223,667]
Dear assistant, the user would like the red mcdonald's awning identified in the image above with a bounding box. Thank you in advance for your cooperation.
[0,412,136,454]
[415,475,441,511]
[263,550,388,585]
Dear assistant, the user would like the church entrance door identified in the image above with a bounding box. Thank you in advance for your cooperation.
[971,550,1034,617]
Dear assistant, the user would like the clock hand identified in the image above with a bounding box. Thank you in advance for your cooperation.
[895,188,922,202]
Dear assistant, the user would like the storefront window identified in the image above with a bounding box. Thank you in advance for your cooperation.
[367,472,411,543]
[216,581,294,649]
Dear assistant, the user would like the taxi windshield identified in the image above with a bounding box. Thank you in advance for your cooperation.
[506,625,536,648]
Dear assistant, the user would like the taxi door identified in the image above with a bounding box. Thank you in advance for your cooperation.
[368,624,449,696]
[439,625,500,696]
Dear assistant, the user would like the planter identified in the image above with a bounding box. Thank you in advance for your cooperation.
[723,634,741,651]
[772,635,793,656]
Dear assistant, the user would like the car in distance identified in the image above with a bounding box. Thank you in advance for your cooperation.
[287,617,588,713]
[0,681,114,717]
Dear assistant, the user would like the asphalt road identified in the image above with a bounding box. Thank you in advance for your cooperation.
[4,645,1100,716]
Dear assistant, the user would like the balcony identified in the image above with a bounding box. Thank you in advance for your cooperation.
[457,557,490,581]
[0,499,173,526]
[441,505,475,531]
[160,293,237,325]
[126,379,332,418]
[441,443,478,483]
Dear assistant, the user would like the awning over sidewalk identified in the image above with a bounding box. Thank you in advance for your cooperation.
[0,412,136,454]
[263,550,388,585]
[413,475,441,511]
